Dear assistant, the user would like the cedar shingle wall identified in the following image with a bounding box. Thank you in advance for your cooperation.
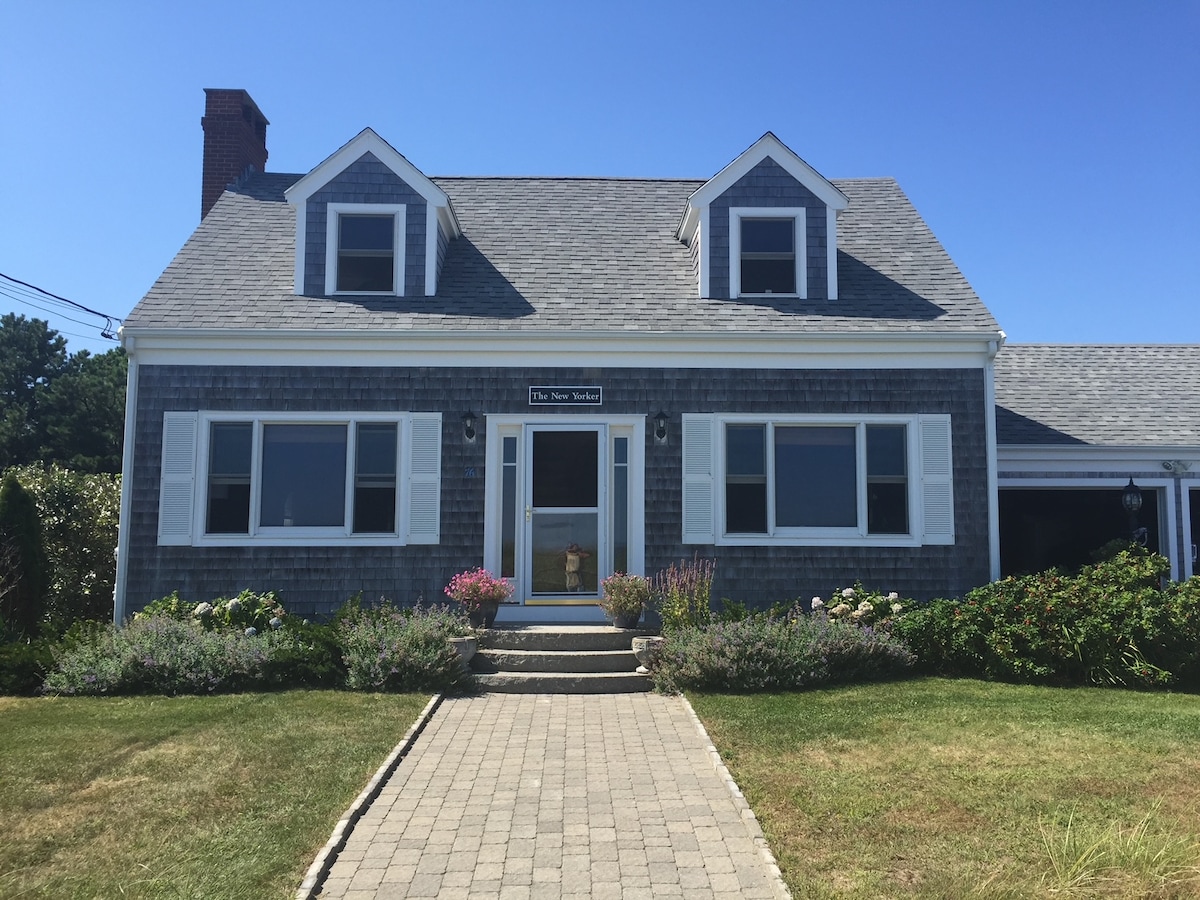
[125,365,990,617]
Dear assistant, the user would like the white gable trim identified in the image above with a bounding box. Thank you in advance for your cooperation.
[285,128,457,229]
[678,132,849,242]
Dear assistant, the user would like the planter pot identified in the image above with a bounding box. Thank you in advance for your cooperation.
[611,609,643,629]
[448,636,477,670]
[467,600,500,629]
[631,635,664,673]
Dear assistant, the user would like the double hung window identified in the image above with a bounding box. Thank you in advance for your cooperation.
[325,203,405,295]
[729,207,806,298]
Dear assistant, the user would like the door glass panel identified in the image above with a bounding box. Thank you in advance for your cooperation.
[530,513,598,594]
[613,437,629,574]
[501,436,517,578]
[532,431,597,508]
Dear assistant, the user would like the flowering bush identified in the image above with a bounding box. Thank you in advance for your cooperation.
[895,548,1200,688]
[653,555,715,631]
[337,601,471,692]
[443,568,513,610]
[651,606,914,693]
[137,589,287,633]
[599,573,651,618]
[42,614,303,695]
[814,583,908,628]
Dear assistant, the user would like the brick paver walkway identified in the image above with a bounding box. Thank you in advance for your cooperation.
[315,694,784,899]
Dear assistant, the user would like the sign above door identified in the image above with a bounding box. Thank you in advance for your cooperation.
[528,386,603,406]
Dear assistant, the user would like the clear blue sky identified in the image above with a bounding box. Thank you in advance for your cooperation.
[2,1,1196,357]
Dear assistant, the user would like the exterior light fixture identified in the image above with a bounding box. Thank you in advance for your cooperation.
[462,412,477,443]
[653,411,669,444]
[1121,477,1146,545]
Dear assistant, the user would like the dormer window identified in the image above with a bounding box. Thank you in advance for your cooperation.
[324,203,406,296]
[740,218,795,294]
[729,207,807,298]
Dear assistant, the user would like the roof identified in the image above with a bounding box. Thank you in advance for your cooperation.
[995,344,1200,447]
[125,171,1000,335]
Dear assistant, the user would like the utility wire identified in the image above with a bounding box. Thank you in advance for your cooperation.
[0,271,122,340]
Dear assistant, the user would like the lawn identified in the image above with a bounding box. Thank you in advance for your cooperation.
[0,690,431,899]
[691,678,1200,899]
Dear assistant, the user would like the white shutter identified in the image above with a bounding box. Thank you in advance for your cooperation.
[406,413,441,544]
[158,412,198,546]
[681,415,716,544]
[919,414,954,545]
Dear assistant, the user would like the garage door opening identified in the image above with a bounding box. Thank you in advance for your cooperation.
[1000,488,1160,577]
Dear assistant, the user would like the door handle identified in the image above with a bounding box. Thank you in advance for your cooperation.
[525,506,532,522]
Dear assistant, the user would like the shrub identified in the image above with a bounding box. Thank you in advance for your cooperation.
[337,601,471,692]
[6,464,119,629]
[137,589,287,633]
[895,548,1200,688]
[598,572,651,618]
[42,615,306,695]
[653,555,715,631]
[0,471,46,636]
[652,607,915,693]
[0,637,54,695]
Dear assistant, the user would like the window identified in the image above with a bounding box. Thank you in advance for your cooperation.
[740,219,795,294]
[723,421,907,537]
[325,203,406,295]
[680,413,952,547]
[158,411,441,547]
[729,207,806,298]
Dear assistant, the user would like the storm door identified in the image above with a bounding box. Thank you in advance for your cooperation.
[524,426,606,599]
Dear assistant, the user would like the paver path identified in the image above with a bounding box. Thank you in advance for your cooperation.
[315,693,785,899]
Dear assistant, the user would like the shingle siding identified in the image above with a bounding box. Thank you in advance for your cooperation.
[125,364,990,618]
[707,157,829,300]
[302,152,428,297]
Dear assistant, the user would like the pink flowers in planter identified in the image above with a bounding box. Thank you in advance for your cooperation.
[444,567,513,610]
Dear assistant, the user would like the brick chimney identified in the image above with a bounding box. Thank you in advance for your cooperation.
[200,88,269,219]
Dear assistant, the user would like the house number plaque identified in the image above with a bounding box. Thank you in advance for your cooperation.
[528,386,603,406]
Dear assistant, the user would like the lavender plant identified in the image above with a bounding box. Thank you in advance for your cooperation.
[652,555,715,631]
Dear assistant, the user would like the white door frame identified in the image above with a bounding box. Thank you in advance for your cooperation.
[483,414,646,623]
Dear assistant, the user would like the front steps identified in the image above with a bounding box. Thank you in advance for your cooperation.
[472,625,655,693]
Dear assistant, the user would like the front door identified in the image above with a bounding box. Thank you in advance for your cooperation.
[524,425,605,601]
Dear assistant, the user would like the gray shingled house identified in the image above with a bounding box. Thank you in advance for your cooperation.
[114,88,1015,623]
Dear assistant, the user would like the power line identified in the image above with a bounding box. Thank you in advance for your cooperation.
[0,272,122,340]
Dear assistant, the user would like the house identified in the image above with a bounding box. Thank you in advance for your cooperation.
[114,87,1066,622]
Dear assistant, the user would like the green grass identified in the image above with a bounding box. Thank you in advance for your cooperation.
[0,690,431,899]
[690,678,1200,899]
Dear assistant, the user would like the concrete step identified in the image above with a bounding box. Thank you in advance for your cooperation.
[473,671,653,694]
[479,625,656,653]
[474,648,638,674]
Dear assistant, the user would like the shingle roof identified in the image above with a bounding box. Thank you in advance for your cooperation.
[995,344,1200,446]
[125,172,1000,334]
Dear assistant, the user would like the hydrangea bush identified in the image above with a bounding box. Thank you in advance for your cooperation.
[137,589,286,633]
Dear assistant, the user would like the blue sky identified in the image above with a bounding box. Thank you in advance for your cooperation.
[2,1,1196,357]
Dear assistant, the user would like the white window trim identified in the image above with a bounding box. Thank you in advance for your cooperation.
[194,411,418,547]
[729,207,807,299]
[324,203,406,297]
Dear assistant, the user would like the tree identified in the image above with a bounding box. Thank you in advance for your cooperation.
[0,314,68,470]
[39,348,127,473]
[0,472,46,636]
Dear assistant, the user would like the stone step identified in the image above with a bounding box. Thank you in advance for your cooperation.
[473,648,638,674]
[473,671,653,694]
[479,625,656,653]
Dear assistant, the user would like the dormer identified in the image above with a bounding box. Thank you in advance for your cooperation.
[678,133,848,301]
[285,129,461,298]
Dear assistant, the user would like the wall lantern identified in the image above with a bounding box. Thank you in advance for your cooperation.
[462,412,477,443]
[653,411,669,444]
[1120,478,1143,515]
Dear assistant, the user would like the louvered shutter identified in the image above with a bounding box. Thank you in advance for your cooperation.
[681,415,716,544]
[158,412,198,545]
[919,414,954,545]
[406,413,442,544]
